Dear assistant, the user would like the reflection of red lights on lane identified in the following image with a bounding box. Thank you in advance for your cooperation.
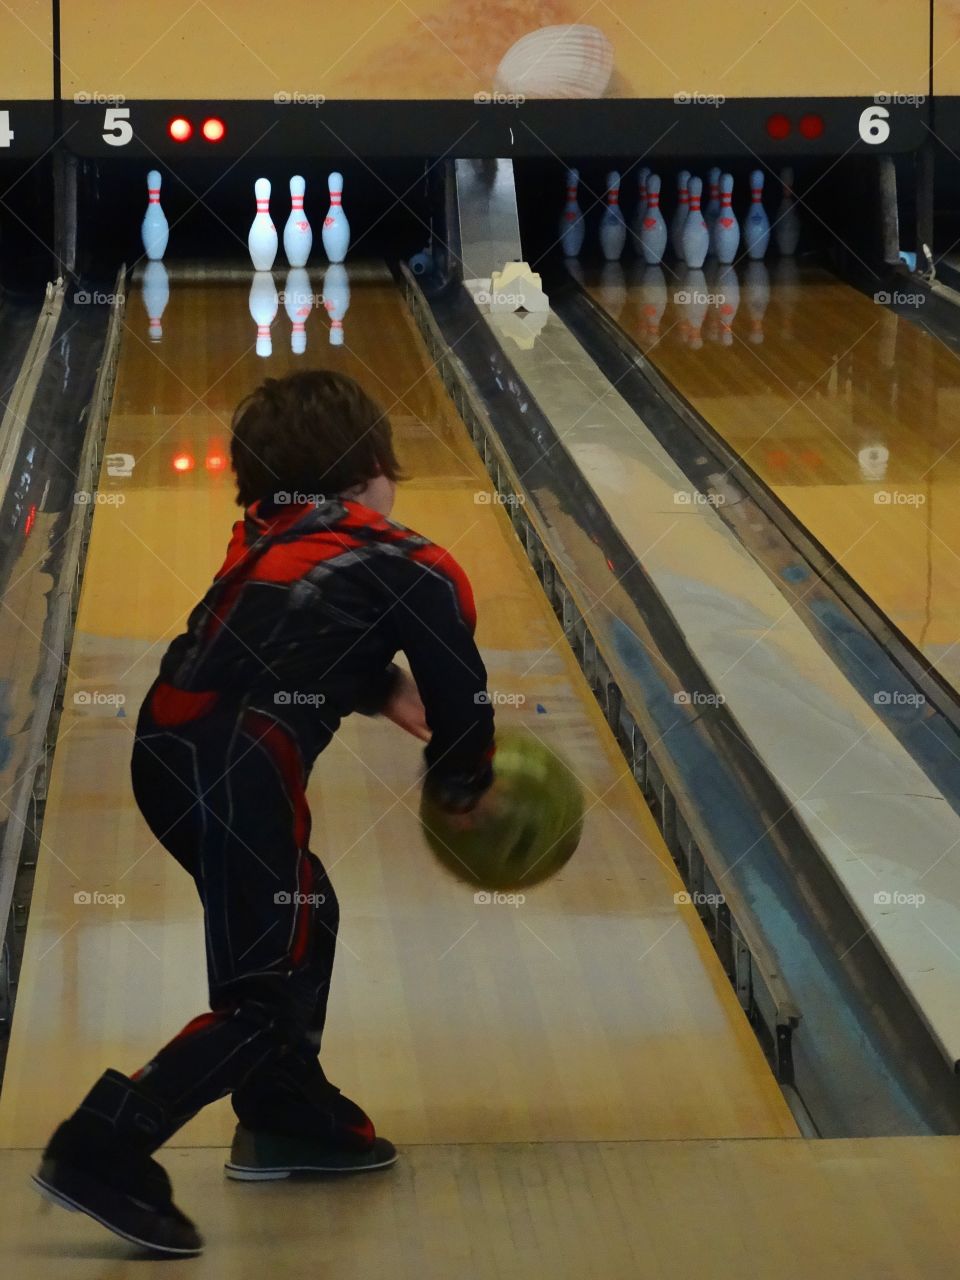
[172,453,195,473]
[205,450,228,472]
[767,449,790,469]
[24,504,36,537]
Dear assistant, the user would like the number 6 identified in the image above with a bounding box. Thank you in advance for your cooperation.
[859,105,890,145]
[103,106,132,147]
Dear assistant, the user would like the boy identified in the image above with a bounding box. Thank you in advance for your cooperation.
[33,370,496,1255]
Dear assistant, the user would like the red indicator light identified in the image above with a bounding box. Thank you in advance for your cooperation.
[173,452,195,473]
[766,113,791,140]
[202,117,226,142]
[205,451,228,472]
[169,116,193,142]
[799,113,824,139]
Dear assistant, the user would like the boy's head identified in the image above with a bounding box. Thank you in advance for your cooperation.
[230,370,402,513]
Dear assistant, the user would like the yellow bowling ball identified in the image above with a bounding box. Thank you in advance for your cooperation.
[420,727,584,890]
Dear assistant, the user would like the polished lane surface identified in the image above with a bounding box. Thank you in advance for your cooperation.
[585,261,960,692]
[0,264,793,1156]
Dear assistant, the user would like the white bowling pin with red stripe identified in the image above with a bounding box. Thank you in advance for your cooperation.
[283,176,313,268]
[714,174,740,265]
[599,170,627,261]
[322,172,350,264]
[248,178,278,272]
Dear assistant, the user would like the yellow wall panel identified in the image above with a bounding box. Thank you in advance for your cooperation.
[1,0,53,98]
[60,1,929,101]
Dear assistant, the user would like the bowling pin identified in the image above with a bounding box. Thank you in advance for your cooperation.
[714,174,740,265]
[322,264,350,346]
[249,270,279,358]
[599,170,627,262]
[248,178,278,272]
[638,265,667,343]
[743,261,770,344]
[283,267,313,355]
[715,265,740,346]
[743,170,771,261]
[774,166,801,256]
[322,172,350,264]
[559,167,586,258]
[283,175,313,268]
[631,166,651,243]
[680,177,709,270]
[639,175,668,265]
[681,267,709,350]
[670,170,690,260]
[704,167,721,252]
[141,261,169,342]
[141,170,169,261]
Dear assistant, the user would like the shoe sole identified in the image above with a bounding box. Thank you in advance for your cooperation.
[224,1149,399,1181]
[31,1174,204,1257]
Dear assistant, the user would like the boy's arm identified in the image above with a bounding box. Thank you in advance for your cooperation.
[394,554,495,812]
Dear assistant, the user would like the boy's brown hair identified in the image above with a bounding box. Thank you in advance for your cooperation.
[230,370,402,507]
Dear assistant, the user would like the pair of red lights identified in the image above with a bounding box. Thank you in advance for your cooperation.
[173,451,228,473]
[766,112,824,140]
[168,116,226,143]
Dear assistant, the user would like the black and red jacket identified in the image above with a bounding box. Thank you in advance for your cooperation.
[145,497,495,809]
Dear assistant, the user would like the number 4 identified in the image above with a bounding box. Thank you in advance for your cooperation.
[0,111,14,148]
[103,106,132,147]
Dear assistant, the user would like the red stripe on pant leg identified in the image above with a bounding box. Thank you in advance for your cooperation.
[131,1011,226,1078]
[241,710,314,970]
[241,712,311,849]
[290,854,314,966]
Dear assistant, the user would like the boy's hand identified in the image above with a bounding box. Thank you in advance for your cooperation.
[382,670,431,742]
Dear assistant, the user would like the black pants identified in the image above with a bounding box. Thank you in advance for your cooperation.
[129,698,340,1134]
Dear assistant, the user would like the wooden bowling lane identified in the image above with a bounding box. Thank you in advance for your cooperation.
[5,1134,960,1278]
[0,262,794,1152]
[585,261,960,693]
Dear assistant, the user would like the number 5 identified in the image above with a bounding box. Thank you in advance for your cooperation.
[859,105,890,145]
[103,106,132,147]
